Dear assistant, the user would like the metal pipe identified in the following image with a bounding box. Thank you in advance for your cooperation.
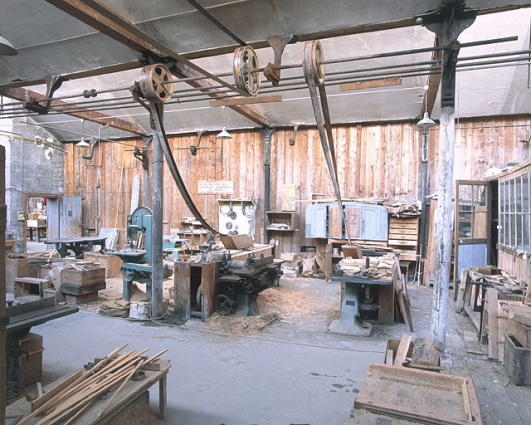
[0,146,7,425]
[262,127,275,244]
[151,104,165,319]
[418,128,430,284]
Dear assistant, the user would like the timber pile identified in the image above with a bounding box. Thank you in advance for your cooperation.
[19,344,166,425]
[456,266,528,361]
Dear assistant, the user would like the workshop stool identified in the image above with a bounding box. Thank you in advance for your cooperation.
[14,277,51,298]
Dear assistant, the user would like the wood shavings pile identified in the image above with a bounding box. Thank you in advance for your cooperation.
[204,280,338,334]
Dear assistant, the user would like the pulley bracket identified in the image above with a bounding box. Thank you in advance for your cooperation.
[24,75,65,115]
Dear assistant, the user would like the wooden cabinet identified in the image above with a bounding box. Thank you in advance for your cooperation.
[266,211,297,232]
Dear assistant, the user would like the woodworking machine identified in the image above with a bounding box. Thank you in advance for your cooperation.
[108,206,172,301]
[215,254,283,316]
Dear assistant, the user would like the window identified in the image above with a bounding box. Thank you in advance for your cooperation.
[499,172,531,254]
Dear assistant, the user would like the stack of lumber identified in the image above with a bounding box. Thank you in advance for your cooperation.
[19,344,166,425]
[456,266,526,361]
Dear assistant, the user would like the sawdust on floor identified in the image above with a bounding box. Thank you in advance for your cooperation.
[76,275,339,336]
[204,279,340,335]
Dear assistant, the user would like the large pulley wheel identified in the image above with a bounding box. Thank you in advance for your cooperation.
[139,64,174,103]
[302,40,325,86]
[216,294,233,316]
[233,46,261,96]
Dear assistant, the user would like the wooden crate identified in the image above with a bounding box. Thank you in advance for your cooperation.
[61,266,105,286]
[84,252,122,278]
[5,256,29,293]
[14,277,51,297]
[64,292,99,305]
[504,333,531,386]
[508,318,531,349]
[20,332,43,386]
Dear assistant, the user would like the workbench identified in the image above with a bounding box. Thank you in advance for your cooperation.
[27,221,46,242]
[328,273,394,336]
[44,236,106,258]
[6,359,171,424]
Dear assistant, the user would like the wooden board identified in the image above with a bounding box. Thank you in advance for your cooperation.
[219,234,254,250]
[173,261,191,320]
[354,363,483,425]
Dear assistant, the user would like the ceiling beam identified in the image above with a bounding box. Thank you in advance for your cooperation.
[425,38,443,116]
[45,0,269,126]
[1,87,147,136]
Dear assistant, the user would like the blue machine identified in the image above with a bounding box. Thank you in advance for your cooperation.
[108,206,172,300]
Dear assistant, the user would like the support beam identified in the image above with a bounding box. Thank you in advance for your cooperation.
[45,0,268,126]
[418,1,477,348]
[151,105,164,319]
[425,38,443,116]
[1,87,147,136]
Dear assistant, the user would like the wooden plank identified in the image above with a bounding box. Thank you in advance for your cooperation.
[354,363,483,425]
[174,262,191,320]
[388,239,418,247]
[201,262,218,320]
[209,95,282,107]
[31,370,84,411]
[486,288,500,359]
[340,77,402,92]
[394,333,413,366]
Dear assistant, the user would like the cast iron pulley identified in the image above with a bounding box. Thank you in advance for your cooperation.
[242,279,255,294]
[233,46,261,96]
[302,40,325,87]
[216,294,233,316]
[139,64,174,103]
[122,268,136,282]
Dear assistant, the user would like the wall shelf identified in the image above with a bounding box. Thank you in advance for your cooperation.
[266,211,298,232]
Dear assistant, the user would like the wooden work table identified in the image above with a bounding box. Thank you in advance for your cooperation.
[6,359,171,424]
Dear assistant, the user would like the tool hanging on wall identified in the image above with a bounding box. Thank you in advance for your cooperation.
[302,40,351,243]
[137,63,220,235]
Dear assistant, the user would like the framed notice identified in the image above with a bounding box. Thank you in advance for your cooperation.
[198,180,234,195]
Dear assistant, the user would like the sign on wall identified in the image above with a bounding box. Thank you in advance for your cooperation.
[198,180,234,195]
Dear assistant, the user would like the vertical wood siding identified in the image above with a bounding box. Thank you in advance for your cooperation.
[63,116,530,259]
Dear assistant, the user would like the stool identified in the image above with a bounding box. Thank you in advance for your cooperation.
[14,277,51,297]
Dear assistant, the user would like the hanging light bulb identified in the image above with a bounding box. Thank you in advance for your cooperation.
[217,106,232,140]
[77,119,90,147]
[416,112,435,129]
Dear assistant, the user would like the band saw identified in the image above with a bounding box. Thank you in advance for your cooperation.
[108,206,172,301]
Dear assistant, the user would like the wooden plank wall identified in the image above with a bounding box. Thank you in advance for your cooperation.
[63,115,531,260]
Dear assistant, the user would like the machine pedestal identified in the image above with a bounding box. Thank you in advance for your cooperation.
[328,282,372,336]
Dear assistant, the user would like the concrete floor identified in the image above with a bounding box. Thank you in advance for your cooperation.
[11,246,531,425]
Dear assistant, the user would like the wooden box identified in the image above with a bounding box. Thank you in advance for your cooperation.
[84,252,122,278]
[504,333,531,386]
[61,266,105,286]
[508,318,531,349]
[5,256,29,293]
[20,332,43,386]
[27,219,46,227]
[384,338,414,364]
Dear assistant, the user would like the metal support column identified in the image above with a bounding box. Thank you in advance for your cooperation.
[262,128,275,244]
[151,106,164,318]
[418,2,477,347]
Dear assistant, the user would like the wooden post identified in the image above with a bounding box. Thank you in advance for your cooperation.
[151,104,164,319]
[431,106,455,346]
[1,146,6,424]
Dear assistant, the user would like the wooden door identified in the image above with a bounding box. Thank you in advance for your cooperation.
[454,180,489,287]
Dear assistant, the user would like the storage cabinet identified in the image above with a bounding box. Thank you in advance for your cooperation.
[305,202,388,241]
[266,211,297,232]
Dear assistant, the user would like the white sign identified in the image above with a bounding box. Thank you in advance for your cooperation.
[198,180,234,195]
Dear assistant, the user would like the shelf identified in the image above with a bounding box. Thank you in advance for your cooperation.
[266,211,297,232]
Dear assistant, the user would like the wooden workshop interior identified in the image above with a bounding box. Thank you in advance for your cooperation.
[1,1,531,424]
